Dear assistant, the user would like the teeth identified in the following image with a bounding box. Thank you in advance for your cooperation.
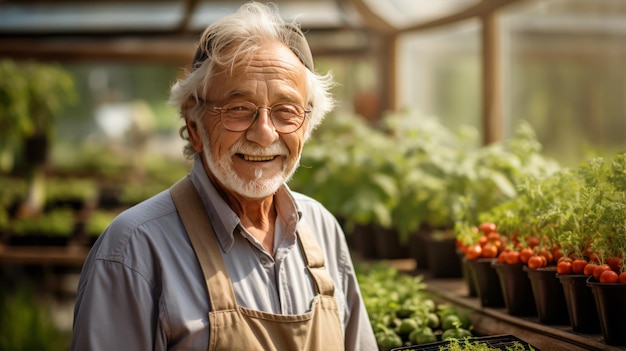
[243,155,275,162]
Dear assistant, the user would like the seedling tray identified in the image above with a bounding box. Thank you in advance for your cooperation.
[391,334,539,351]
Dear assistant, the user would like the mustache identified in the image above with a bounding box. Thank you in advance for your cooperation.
[229,139,289,157]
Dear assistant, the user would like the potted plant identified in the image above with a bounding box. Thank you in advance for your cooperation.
[11,208,75,246]
[454,121,560,303]
[0,59,76,218]
[579,152,626,346]
[291,113,401,258]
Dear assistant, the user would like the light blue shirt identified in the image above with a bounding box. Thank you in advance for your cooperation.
[71,156,377,350]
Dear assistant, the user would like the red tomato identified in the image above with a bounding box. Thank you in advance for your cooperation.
[491,239,504,251]
[593,264,611,281]
[519,248,534,264]
[505,251,521,265]
[606,257,622,272]
[465,244,482,260]
[482,243,498,259]
[583,263,598,276]
[527,255,544,270]
[486,232,501,242]
[571,259,588,274]
[589,252,600,264]
[479,222,497,235]
[511,232,520,245]
[478,236,488,247]
[553,249,564,263]
[556,261,572,275]
[497,251,508,264]
[599,270,619,284]
[525,236,540,248]
[455,239,465,250]
[619,272,626,284]
[537,248,554,266]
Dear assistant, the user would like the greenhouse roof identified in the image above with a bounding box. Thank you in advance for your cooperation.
[0,0,519,62]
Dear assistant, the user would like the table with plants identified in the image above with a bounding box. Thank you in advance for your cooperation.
[287,110,626,350]
[383,152,626,351]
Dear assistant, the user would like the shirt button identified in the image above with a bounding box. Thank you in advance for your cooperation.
[260,257,270,266]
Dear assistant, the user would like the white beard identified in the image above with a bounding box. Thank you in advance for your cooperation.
[200,129,300,199]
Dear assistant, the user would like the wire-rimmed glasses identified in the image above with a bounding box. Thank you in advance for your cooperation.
[207,101,310,134]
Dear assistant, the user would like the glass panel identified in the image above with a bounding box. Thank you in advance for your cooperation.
[397,19,481,139]
[0,2,184,32]
[189,0,344,30]
[364,0,480,29]
[501,0,626,165]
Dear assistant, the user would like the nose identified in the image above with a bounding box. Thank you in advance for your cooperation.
[246,106,279,146]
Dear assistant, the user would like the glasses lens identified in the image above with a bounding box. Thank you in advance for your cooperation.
[218,101,306,133]
[220,102,257,132]
[271,103,305,133]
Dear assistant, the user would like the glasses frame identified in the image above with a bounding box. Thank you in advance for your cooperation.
[206,100,311,134]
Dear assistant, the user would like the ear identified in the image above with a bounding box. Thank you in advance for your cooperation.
[186,118,204,153]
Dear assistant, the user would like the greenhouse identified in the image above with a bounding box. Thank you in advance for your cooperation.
[0,0,625,350]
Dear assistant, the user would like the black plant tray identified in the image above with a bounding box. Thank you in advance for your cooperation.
[391,334,539,351]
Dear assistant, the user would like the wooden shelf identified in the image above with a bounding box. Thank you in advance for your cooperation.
[0,245,89,266]
[422,272,626,351]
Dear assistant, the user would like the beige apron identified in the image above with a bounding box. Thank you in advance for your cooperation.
[170,177,345,351]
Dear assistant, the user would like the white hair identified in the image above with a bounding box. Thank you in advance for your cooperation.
[169,2,335,159]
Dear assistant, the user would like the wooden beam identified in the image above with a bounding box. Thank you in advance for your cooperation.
[344,0,396,33]
[398,0,527,34]
[481,9,503,144]
[0,37,196,63]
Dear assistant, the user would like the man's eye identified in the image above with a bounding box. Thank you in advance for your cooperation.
[229,105,253,113]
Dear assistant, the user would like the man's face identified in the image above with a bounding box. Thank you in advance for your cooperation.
[192,41,309,199]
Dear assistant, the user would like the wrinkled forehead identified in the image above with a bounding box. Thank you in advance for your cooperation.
[192,23,313,72]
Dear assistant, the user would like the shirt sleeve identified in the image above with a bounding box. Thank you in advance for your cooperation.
[71,257,161,351]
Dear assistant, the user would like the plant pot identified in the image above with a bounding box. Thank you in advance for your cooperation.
[466,258,504,308]
[8,233,72,247]
[557,274,600,333]
[350,223,378,259]
[493,262,536,316]
[458,250,477,297]
[524,266,570,325]
[409,230,430,269]
[425,236,461,278]
[373,226,409,259]
[587,277,626,346]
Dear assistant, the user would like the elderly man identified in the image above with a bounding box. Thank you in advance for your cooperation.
[71,2,377,350]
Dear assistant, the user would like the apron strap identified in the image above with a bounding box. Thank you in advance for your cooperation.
[170,176,237,311]
[297,223,335,297]
[170,176,336,310]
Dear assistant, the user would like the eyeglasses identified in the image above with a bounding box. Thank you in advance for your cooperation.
[207,101,310,134]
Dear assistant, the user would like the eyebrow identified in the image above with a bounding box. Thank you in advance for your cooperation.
[223,89,302,103]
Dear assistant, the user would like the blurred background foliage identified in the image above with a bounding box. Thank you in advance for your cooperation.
[0,0,624,349]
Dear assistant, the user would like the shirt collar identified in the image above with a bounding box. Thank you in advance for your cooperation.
[188,155,302,253]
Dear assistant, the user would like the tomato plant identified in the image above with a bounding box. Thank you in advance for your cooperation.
[571,259,588,274]
[479,222,497,235]
[519,248,534,264]
[593,264,611,281]
[527,255,544,270]
[556,260,572,275]
[619,272,626,284]
[481,243,498,259]
[505,251,521,265]
[465,244,482,260]
[583,263,598,276]
[599,270,619,284]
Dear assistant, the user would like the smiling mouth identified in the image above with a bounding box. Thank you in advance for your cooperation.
[238,154,278,162]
